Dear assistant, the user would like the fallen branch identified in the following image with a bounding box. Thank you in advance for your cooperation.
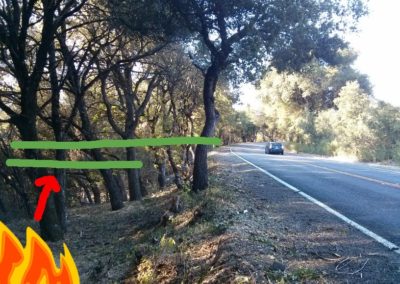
[335,257,351,271]
[336,258,369,275]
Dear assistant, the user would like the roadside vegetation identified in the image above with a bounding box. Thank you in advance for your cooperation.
[250,59,400,163]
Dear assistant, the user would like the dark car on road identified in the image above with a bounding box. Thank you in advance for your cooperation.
[265,142,284,155]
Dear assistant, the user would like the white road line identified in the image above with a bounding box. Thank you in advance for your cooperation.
[230,148,400,254]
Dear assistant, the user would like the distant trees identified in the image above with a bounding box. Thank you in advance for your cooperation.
[256,58,400,163]
[369,102,400,161]
[327,82,374,159]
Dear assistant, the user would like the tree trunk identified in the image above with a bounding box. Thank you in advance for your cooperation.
[76,177,93,204]
[16,115,64,241]
[157,160,167,189]
[114,172,128,201]
[39,193,64,241]
[126,147,142,201]
[17,79,64,240]
[54,150,67,233]
[83,187,93,204]
[92,187,101,204]
[0,195,6,214]
[78,99,124,210]
[192,65,219,192]
[167,147,183,189]
[93,150,124,210]
[140,175,148,197]
[85,172,101,204]
[49,40,68,233]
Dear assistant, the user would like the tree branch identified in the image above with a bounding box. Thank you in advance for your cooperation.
[100,76,125,137]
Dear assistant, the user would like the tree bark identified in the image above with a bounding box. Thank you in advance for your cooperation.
[78,99,124,210]
[0,195,6,214]
[126,147,142,201]
[76,177,93,204]
[92,187,101,204]
[84,172,101,204]
[94,150,124,210]
[83,187,93,204]
[103,73,157,201]
[140,175,148,197]
[16,117,64,241]
[114,172,128,201]
[192,64,219,191]
[157,160,167,189]
[54,151,67,233]
[49,41,68,233]
[167,147,183,189]
[0,0,84,241]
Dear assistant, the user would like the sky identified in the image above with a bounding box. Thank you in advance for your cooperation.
[237,0,400,109]
[348,0,400,107]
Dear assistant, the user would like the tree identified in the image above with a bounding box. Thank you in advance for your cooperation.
[255,54,373,152]
[153,46,203,188]
[165,0,367,191]
[54,6,128,211]
[0,0,86,241]
[108,0,367,190]
[101,58,160,200]
[330,81,375,159]
[369,102,400,161]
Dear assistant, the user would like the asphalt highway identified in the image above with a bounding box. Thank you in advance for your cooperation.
[230,143,400,248]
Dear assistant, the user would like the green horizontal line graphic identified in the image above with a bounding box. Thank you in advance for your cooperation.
[11,137,221,150]
[6,159,143,169]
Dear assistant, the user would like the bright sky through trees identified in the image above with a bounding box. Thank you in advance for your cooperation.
[238,0,400,109]
[348,0,400,106]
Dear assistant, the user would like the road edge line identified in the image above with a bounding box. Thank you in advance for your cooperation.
[229,148,400,254]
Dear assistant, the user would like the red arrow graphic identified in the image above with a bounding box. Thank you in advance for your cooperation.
[33,176,61,222]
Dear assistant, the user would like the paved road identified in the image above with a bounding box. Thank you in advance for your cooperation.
[230,143,400,247]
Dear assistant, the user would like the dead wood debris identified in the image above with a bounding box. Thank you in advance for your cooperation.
[335,257,370,275]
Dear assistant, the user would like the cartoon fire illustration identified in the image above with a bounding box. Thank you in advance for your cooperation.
[0,221,79,284]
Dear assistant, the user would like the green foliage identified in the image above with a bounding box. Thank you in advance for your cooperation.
[327,81,375,160]
[368,101,400,161]
[112,0,367,84]
[215,86,257,144]
[108,0,186,40]
[160,234,177,252]
[257,60,400,163]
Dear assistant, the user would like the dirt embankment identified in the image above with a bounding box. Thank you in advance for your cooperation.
[4,147,400,283]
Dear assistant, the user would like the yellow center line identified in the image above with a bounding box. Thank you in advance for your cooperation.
[303,163,400,190]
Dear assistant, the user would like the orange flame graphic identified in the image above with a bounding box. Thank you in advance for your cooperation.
[0,221,79,284]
